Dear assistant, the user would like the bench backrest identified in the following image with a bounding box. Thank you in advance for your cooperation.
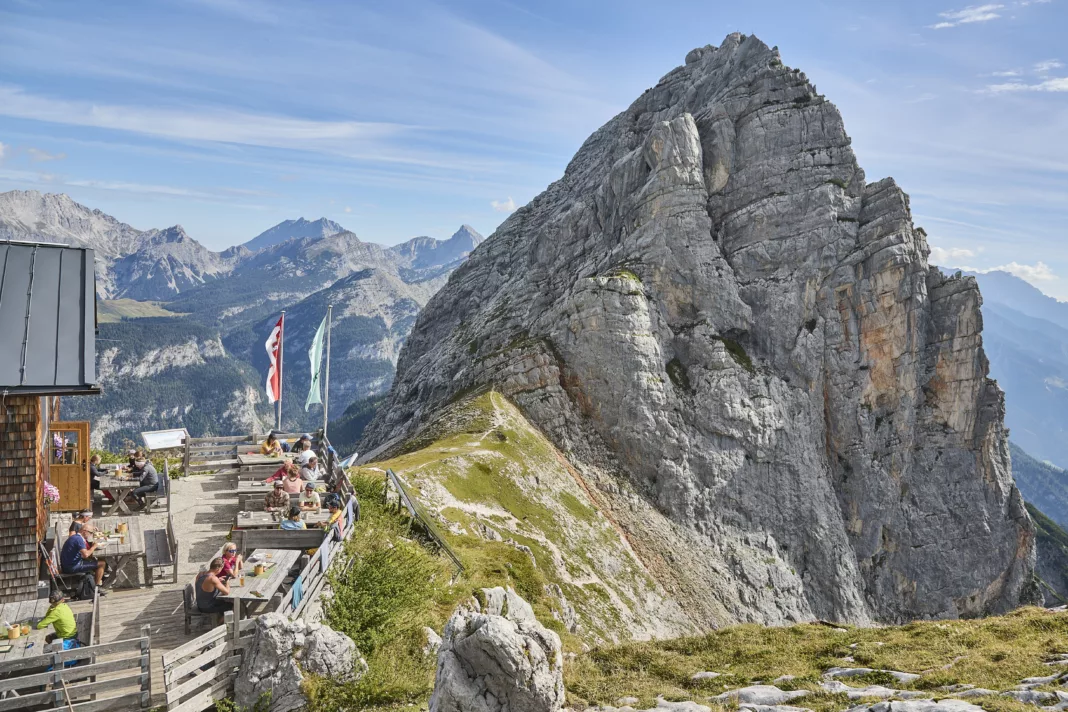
[232,528,326,553]
[166,513,178,559]
[183,582,196,612]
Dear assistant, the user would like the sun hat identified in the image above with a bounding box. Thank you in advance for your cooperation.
[49,590,65,604]
[304,482,314,490]
[273,480,284,488]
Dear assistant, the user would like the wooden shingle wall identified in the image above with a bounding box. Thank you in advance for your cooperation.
[0,395,41,603]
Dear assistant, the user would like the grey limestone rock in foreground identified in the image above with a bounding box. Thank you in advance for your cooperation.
[235,613,363,712]
[363,32,1036,626]
[430,587,565,712]
[714,686,810,706]
[847,702,984,712]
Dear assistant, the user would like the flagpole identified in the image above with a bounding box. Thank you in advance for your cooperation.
[323,304,332,436]
[277,310,285,432]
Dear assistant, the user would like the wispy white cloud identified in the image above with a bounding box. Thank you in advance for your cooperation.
[491,197,516,213]
[930,246,977,264]
[990,70,1021,76]
[0,142,6,163]
[929,3,1005,28]
[0,85,407,152]
[1034,59,1064,73]
[344,206,352,213]
[27,147,66,162]
[986,77,1068,92]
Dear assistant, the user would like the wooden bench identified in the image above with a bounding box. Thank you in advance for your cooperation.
[182,582,222,635]
[42,530,90,598]
[144,513,179,584]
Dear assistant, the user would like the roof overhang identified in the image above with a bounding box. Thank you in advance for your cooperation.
[1,386,101,397]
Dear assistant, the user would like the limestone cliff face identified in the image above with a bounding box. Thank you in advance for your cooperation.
[363,34,1036,625]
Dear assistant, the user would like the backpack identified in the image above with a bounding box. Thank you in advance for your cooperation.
[75,574,97,601]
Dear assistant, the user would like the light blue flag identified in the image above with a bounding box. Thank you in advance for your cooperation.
[305,315,327,411]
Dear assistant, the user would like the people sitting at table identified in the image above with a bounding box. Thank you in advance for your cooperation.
[299,451,322,482]
[89,454,104,492]
[264,462,304,494]
[260,432,283,457]
[37,590,80,647]
[280,506,306,530]
[322,497,343,532]
[293,434,312,454]
[300,482,321,510]
[131,456,160,508]
[61,522,106,589]
[195,559,233,614]
[69,510,97,537]
[219,543,242,581]
[124,449,140,471]
[265,480,290,512]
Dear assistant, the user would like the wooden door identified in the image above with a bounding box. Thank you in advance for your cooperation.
[49,421,90,512]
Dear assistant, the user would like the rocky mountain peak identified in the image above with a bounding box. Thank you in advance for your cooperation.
[449,224,483,247]
[363,34,1036,626]
[243,216,347,252]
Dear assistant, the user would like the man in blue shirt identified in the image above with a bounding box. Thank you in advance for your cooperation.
[61,522,106,586]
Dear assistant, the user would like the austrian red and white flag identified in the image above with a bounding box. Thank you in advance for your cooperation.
[265,314,284,403]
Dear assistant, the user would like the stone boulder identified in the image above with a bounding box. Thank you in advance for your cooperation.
[713,685,810,706]
[235,613,364,712]
[430,587,565,712]
[846,702,984,712]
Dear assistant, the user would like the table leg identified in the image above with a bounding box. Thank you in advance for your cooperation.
[143,555,153,588]
[108,555,133,588]
[103,494,121,516]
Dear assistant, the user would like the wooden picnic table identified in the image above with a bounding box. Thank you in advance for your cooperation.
[220,549,301,620]
[0,600,51,663]
[60,516,147,589]
[234,510,331,529]
[97,471,141,515]
[237,452,292,468]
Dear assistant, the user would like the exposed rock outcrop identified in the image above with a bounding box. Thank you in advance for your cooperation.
[235,613,364,712]
[363,33,1037,625]
[430,587,565,712]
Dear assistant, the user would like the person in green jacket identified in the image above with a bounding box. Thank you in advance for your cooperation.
[37,590,78,644]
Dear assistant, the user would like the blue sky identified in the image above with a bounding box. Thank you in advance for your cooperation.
[1,0,1066,296]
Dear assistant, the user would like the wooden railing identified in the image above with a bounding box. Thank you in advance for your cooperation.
[0,624,152,712]
[275,494,359,620]
[386,469,464,573]
[182,431,324,475]
[162,613,255,712]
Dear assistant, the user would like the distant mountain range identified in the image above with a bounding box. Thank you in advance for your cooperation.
[0,189,483,448]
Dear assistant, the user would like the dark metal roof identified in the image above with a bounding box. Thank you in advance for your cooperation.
[0,240,97,394]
